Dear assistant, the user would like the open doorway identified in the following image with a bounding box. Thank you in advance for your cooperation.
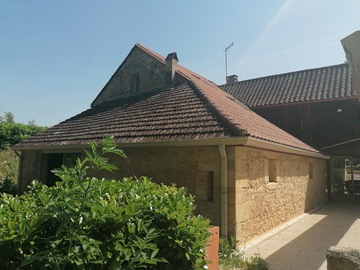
[330,157,360,199]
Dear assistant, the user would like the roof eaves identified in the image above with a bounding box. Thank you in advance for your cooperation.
[246,137,329,159]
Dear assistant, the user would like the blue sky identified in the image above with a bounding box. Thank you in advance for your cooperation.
[1,0,359,126]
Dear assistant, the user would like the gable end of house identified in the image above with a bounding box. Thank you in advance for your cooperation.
[91,45,187,107]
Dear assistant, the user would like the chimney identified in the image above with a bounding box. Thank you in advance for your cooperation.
[226,74,238,84]
[165,52,178,85]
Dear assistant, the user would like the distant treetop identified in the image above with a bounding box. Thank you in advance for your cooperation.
[0,112,47,149]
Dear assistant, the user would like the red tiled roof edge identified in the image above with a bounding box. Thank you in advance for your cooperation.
[136,44,250,136]
[137,43,318,152]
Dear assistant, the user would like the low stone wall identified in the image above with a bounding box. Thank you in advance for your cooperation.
[326,246,360,270]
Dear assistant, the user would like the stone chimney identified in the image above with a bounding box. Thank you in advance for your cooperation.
[226,74,238,84]
[165,52,178,85]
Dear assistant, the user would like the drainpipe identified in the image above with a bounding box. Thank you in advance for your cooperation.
[219,144,228,238]
[14,150,23,194]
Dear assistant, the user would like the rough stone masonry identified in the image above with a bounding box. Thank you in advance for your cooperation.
[326,246,360,270]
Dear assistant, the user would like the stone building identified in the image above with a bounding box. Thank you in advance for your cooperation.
[221,62,360,200]
[13,44,329,244]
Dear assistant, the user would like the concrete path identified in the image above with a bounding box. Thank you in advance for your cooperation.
[244,200,360,270]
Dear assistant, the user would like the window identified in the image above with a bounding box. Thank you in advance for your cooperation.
[41,153,81,187]
[196,171,214,201]
[45,153,63,187]
[268,159,278,183]
[309,162,314,179]
[131,73,140,93]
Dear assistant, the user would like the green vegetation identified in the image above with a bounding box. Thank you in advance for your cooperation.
[0,149,18,195]
[219,237,269,270]
[0,112,47,150]
[0,112,47,194]
[0,137,211,269]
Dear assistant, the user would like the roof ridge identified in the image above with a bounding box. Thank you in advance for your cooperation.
[189,78,249,137]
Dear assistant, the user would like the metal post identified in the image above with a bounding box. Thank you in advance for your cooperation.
[225,42,234,83]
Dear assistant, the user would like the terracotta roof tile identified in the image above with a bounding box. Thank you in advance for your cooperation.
[221,64,354,107]
[16,84,233,148]
[16,44,318,153]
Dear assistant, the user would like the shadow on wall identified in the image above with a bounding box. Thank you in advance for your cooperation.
[264,201,360,269]
[303,158,329,212]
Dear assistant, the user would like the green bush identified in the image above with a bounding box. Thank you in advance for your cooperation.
[219,237,269,270]
[0,148,18,195]
[0,137,210,269]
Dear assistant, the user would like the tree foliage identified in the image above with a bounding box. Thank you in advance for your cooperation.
[0,149,18,195]
[0,137,211,269]
[0,112,47,149]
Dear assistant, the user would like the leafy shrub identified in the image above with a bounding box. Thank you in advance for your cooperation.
[219,237,269,270]
[0,137,210,269]
[0,148,18,195]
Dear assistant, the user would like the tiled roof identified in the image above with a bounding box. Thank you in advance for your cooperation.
[221,64,354,108]
[15,44,318,153]
[15,84,233,147]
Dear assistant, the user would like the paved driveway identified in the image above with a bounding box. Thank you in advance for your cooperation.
[244,201,360,270]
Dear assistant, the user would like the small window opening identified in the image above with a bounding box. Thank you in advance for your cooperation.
[131,73,140,93]
[196,171,214,201]
[309,162,314,179]
[269,159,277,183]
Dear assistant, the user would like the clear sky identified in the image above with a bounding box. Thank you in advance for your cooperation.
[1,0,359,127]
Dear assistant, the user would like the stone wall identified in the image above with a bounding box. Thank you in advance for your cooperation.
[19,144,328,244]
[230,146,328,244]
[18,150,41,193]
[92,47,186,106]
[326,246,360,270]
[97,145,223,227]
[19,146,223,227]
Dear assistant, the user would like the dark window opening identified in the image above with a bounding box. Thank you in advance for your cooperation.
[196,171,214,201]
[46,154,63,187]
[131,73,140,93]
[309,162,314,179]
[42,153,81,187]
[269,159,278,183]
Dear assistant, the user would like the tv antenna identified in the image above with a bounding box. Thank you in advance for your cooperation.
[225,42,234,82]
